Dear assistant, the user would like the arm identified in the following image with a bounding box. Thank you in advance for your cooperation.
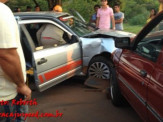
[89,14,95,23]
[115,18,124,24]
[111,15,115,29]
[0,48,31,100]
[89,16,93,23]
[0,3,31,100]
[96,17,100,28]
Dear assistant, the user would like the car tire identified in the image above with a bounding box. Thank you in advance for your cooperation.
[87,56,112,80]
[110,67,123,106]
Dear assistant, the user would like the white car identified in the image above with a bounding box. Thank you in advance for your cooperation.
[14,11,135,92]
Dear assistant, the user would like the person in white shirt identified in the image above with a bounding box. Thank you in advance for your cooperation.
[0,0,31,121]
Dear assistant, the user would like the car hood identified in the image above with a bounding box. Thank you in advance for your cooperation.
[83,29,136,38]
[80,29,136,66]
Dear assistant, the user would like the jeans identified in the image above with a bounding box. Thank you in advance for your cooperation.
[0,94,28,122]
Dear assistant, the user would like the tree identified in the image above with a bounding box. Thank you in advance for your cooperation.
[32,0,39,6]
[63,0,100,21]
[7,0,160,25]
[32,0,62,10]
[108,0,121,7]
[46,0,62,10]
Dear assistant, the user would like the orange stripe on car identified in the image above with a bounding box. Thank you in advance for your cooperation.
[44,60,82,81]
[39,75,44,83]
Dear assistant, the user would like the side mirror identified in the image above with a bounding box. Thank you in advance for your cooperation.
[115,37,131,49]
[63,33,78,44]
[71,35,79,43]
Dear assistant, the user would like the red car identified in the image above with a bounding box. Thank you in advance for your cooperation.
[111,11,163,121]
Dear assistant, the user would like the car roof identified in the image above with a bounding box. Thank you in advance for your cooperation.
[14,11,70,18]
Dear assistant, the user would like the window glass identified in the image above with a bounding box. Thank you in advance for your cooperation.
[25,23,68,50]
[151,20,163,32]
[136,20,163,62]
[58,15,94,37]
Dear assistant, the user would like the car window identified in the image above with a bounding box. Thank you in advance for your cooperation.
[151,20,163,32]
[25,22,71,51]
[58,15,94,37]
[135,20,163,62]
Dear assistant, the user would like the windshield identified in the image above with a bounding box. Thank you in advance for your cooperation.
[58,15,94,37]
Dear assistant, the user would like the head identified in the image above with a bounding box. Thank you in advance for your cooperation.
[101,0,108,7]
[114,4,120,12]
[94,4,100,13]
[26,6,31,12]
[35,5,40,12]
[0,0,8,3]
[69,18,74,26]
[150,8,157,16]
[53,5,62,12]
[14,7,21,12]
[17,8,21,12]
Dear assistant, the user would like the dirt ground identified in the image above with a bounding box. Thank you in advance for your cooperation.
[28,77,142,122]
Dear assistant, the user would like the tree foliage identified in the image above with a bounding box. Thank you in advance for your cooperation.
[62,0,100,21]
[108,0,159,25]
[7,0,160,25]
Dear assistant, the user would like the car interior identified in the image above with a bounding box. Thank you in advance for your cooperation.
[136,37,163,62]
[19,22,72,86]
[24,23,72,50]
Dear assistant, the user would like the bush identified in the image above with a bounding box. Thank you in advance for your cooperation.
[63,0,100,22]
[128,12,148,25]
[7,0,48,12]
[124,3,149,25]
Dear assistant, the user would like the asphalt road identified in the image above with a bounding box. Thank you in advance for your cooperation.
[28,77,142,122]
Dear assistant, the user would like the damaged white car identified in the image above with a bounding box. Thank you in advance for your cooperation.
[14,11,135,91]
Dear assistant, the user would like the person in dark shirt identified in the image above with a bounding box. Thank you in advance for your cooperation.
[90,4,100,24]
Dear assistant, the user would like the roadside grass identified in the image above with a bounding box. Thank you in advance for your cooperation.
[124,23,143,34]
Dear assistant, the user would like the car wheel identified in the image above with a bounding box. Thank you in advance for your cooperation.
[87,56,112,80]
[110,67,123,106]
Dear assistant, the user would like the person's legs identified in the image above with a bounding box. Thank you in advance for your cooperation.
[15,104,28,122]
[15,94,28,122]
[0,94,28,122]
[0,100,15,122]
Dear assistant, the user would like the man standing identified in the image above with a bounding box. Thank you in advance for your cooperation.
[0,0,31,121]
[35,5,41,12]
[114,4,124,30]
[89,4,100,24]
[96,0,115,30]
[159,0,163,12]
[26,6,32,12]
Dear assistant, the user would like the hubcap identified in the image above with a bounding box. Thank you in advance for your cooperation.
[88,62,110,79]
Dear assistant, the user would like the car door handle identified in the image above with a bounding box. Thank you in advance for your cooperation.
[140,70,147,77]
[37,58,47,65]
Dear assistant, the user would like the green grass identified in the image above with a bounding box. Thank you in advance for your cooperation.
[124,23,143,34]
